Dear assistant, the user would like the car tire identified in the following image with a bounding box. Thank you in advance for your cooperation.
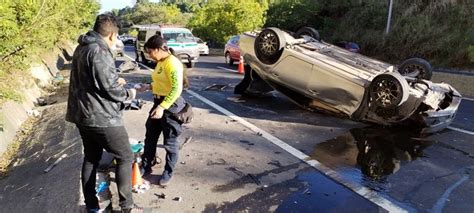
[398,58,433,80]
[225,52,234,66]
[254,28,286,65]
[295,27,321,41]
[369,73,409,109]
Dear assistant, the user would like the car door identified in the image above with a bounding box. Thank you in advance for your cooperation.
[271,53,312,94]
[230,36,240,61]
[306,56,365,115]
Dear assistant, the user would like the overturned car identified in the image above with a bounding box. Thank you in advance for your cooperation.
[235,27,462,133]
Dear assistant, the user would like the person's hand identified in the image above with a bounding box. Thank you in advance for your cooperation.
[150,106,164,119]
[117,77,127,86]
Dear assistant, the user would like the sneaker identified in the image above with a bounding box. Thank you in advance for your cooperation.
[159,171,173,186]
[121,204,144,213]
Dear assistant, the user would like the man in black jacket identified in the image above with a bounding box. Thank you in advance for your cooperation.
[66,14,140,213]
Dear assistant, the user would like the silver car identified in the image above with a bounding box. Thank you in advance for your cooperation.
[235,27,462,133]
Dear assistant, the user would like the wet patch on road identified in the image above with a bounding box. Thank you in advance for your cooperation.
[204,168,381,213]
[309,126,434,190]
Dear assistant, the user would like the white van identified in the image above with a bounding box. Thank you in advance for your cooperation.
[135,25,199,68]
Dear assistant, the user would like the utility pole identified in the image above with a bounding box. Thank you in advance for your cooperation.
[385,0,393,35]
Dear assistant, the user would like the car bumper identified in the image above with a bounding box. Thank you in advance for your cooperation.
[419,84,462,134]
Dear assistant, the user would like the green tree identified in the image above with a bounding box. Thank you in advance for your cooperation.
[125,3,189,26]
[187,0,268,45]
[265,0,320,31]
[0,0,99,105]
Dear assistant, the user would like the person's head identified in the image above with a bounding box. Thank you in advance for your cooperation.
[144,35,171,61]
[93,14,119,48]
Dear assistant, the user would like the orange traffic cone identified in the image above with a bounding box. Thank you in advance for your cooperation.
[237,56,244,74]
[131,162,143,188]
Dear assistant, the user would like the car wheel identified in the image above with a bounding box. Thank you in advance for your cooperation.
[225,52,233,65]
[254,28,286,65]
[398,58,433,80]
[369,73,409,109]
[295,27,321,41]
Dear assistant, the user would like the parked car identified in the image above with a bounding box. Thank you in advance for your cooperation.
[119,35,136,45]
[134,25,199,68]
[195,37,209,55]
[235,27,461,133]
[111,38,124,57]
[224,35,241,65]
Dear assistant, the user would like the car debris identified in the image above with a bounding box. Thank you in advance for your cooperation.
[124,99,144,110]
[43,154,68,173]
[207,158,227,166]
[36,97,57,106]
[173,197,183,202]
[235,27,462,133]
[118,60,140,73]
[154,193,166,199]
[227,167,245,177]
[227,96,246,103]
[239,140,255,145]
[203,84,227,91]
[302,188,312,195]
[247,174,261,185]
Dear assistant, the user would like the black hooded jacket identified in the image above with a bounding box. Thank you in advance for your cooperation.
[66,31,133,127]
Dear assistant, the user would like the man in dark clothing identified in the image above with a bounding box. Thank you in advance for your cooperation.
[66,14,140,213]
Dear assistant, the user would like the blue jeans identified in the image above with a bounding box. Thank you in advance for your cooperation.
[142,97,184,176]
[77,125,134,209]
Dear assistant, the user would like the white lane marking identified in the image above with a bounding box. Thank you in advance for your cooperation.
[186,89,408,212]
[216,66,239,73]
[447,126,474,135]
[430,175,469,213]
[462,97,474,101]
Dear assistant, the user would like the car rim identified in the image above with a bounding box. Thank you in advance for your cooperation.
[258,31,278,56]
[401,64,423,77]
[371,79,401,107]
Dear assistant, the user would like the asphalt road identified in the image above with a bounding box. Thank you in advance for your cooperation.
[1,46,472,212]
[123,46,474,212]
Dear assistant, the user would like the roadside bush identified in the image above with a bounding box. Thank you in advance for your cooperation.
[265,0,474,69]
[124,3,190,26]
[0,0,99,105]
[265,0,320,31]
[469,46,474,63]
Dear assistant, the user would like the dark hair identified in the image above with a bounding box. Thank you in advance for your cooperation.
[144,35,169,52]
[145,35,189,88]
[93,14,119,37]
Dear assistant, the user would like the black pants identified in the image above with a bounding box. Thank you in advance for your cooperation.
[142,98,183,176]
[77,125,134,209]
